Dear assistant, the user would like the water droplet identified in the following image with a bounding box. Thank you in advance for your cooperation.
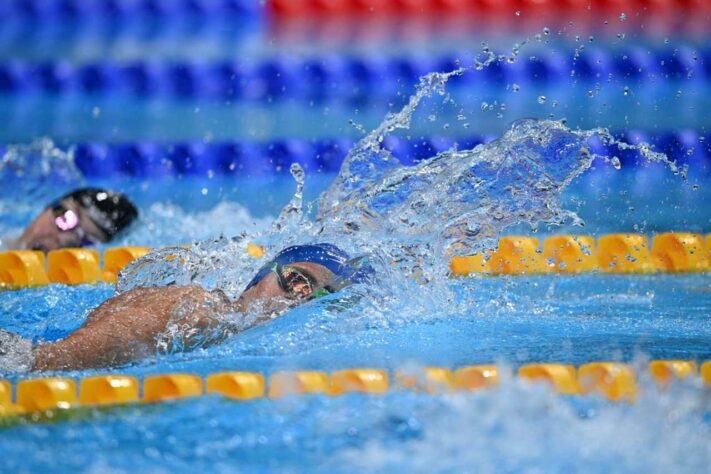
[92,107,101,118]
[623,86,630,96]
[619,12,626,21]
[428,114,437,122]
[515,10,521,16]
[480,102,489,111]
[512,83,520,92]
[588,36,595,43]
[664,37,670,44]
[537,95,547,104]
[587,90,594,97]
[201,187,208,195]
[543,27,550,36]
[676,90,683,97]
[610,157,621,169]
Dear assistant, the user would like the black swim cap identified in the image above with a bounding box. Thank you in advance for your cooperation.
[61,187,138,240]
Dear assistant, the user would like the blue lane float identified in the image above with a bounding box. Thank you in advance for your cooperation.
[0,47,706,101]
[67,131,710,178]
[0,0,262,22]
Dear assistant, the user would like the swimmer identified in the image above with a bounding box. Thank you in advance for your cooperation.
[0,244,368,372]
[7,187,138,252]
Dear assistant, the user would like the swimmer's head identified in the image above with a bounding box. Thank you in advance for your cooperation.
[18,187,138,252]
[237,243,371,314]
[65,188,138,240]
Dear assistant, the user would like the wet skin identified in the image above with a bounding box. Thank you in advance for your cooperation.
[32,262,336,371]
[17,198,108,251]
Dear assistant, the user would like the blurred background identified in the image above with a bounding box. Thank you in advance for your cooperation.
[0,0,709,241]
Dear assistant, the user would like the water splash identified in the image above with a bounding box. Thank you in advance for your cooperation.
[332,375,711,473]
[118,61,682,297]
[111,201,272,249]
[0,138,83,205]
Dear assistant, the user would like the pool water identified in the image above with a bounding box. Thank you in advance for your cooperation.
[1,273,710,472]
[1,2,711,473]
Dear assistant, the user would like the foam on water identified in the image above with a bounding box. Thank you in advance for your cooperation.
[331,378,711,474]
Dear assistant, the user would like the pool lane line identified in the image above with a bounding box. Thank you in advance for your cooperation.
[55,130,708,179]
[1,361,709,423]
[0,46,707,102]
[1,233,710,289]
[0,0,262,24]
[267,0,711,19]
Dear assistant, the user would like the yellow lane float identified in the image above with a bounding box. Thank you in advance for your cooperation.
[268,371,329,398]
[143,374,202,403]
[16,377,77,412]
[453,365,500,391]
[103,247,151,283]
[47,248,103,285]
[542,235,597,273]
[648,360,697,387]
[650,233,709,272]
[396,367,453,393]
[518,364,580,395]
[79,375,140,406]
[0,250,49,288]
[597,234,654,273]
[330,369,389,395]
[578,362,637,401]
[489,236,547,275]
[206,372,265,400]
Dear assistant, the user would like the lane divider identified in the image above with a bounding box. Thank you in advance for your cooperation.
[1,360,709,419]
[0,0,262,23]
[0,46,707,102]
[66,131,710,179]
[451,232,711,275]
[0,132,700,179]
[269,0,711,17]
[1,232,710,289]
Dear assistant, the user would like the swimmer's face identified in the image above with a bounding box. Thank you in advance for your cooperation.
[18,198,108,252]
[236,262,338,315]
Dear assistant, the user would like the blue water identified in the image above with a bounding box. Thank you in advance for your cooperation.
[1,4,711,473]
[1,273,710,472]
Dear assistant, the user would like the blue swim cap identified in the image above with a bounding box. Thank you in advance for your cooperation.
[244,243,371,291]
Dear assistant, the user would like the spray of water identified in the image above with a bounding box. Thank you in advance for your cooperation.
[0,139,82,203]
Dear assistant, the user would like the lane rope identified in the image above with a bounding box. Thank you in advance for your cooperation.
[1,131,707,179]
[0,46,706,101]
[1,232,710,290]
[2,361,710,420]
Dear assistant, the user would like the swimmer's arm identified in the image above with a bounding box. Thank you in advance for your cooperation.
[32,286,227,371]
[33,289,172,371]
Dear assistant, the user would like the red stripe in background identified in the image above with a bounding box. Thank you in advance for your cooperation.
[268,0,711,16]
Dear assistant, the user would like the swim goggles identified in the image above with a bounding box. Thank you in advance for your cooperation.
[271,262,334,301]
[51,202,102,247]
